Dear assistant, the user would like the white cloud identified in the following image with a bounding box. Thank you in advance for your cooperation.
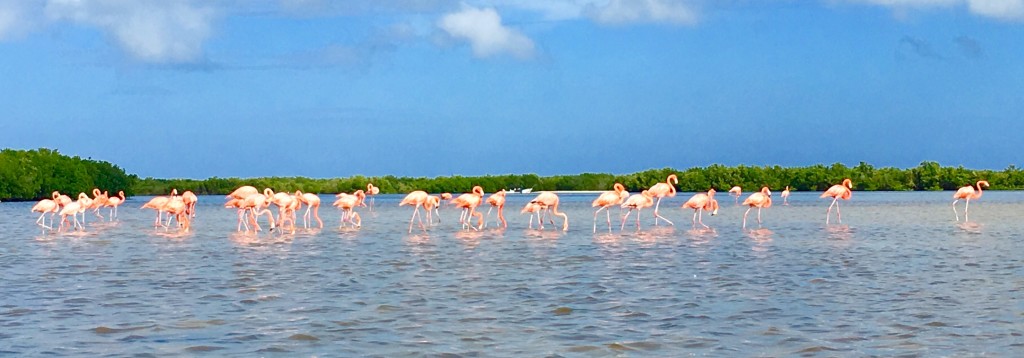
[438,5,534,59]
[584,0,698,26]
[842,0,1024,20]
[45,0,216,63]
[967,0,1024,20]
[0,1,41,41]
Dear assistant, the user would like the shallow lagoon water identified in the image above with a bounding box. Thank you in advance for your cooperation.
[2,191,1023,356]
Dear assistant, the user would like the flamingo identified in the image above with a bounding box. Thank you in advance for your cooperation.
[400,190,430,233]
[728,186,742,205]
[31,191,61,229]
[225,197,252,232]
[952,180,989,222]
[269,190,298,232]
[620,190,654,230]
[141,195,171,227]
[426,195,442,225]
[529,191,569,231]
[241,191,276,232]
[182,190,198,218]
[521,201,547,229]
[648,174,678,226]
[228,186,259,200]
[104,190,126,220]
[485,190,507,228]
[682,188,719,229]
[163,195,190,231]
[821,179,853,224]
[451,186,485,230]
[87,188,109,219]
[295,191,323,229]
[59,193,92,231]
[742,187,772,229]
[334,190,366,228]
[366,183,380,211]
[781,186,791,205]
[592,183,629,232]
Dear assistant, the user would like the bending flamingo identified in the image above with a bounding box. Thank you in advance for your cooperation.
[728,186,742,205]
[953,180,989,222]
[295,191,323,228]
[682,188,719,229]
[648,174,678,226]
[530,191,568,231]
[742,187,772,229]
[620,190,654,230]
[821,179,852,224]
[400,191,429,233]
[592,183,629,232]
[366,183,380,211]
[521,201,547,229]
[485,190,507,228]
[451,186,485,230]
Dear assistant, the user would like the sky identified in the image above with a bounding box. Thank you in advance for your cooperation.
[1,0,1023,179]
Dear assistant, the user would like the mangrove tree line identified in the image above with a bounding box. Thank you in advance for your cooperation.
[0,148,136,201]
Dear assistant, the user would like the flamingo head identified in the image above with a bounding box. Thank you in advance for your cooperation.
[761,186,772,196]
[979,180,990,188]
[708,188,717,197]
[472,186,484,196]
[842,179,852,189]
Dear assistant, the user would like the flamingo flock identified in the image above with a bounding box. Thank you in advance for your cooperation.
[25,177,996,234]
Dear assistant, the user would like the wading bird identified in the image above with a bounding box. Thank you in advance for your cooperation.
[530,191,568,231]
[952,180,989,222]
[592,183,629,232]
[485,190,507,228]
[821,179,852,224]
[621,190,654,230]
[742,187,772,229]
[728,186,742,205]
[648,174,678,226]
[682,188,719,229]
[400,191,430,233]
[781,186,790,205]
[451,186,485,230]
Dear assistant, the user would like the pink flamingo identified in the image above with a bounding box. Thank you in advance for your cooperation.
[87,188,109,219]
[620,190,654,230]
[426,195,442,225]
[182,190,198,218]
[520,201,548,229]
[485,190,507,228]
[728,186,742,205]
[530,191,568,231]
[242,190,276,232]
[141,195,171,227]
[592,183,629,232]
[228,186,259,200]
[366,183,380,211]
[821,179,852,224]
[648,174,678,226]
[742,187,772,229]
[333,190,366,228]
[295,191,323,229]
[268,189,298,232]
[162,195,190,231]
[31,191,61,230]
[953,180,989,222]
[781,186,791,205]
[400,190,430,233]
[225,197,253,232]
[682,188,719,229]
[59,193,92,231]
[451,186,485,230]
[103,190,126,220]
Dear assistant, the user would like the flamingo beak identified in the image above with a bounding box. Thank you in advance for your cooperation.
[712,208,718,216]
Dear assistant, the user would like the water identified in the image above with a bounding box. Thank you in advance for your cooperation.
[2,191,1023,356]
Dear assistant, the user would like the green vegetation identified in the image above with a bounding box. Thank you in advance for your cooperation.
[0,148,136,201]
[133,161,1024,196]
[2,147,1020,200]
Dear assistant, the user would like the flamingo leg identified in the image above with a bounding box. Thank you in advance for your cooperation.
[826,196,839,224]
[691,210,698,227]
[485,206,493,229]
[835,200,842,224]
[757,207,763,225]
[965,198,971,222]
[620,209,630,231]
[699,209,708,229]
[952,199,960,221]
[593,206,604,233]
[652,198,674,226]
[605,207,612,232]
[498,205,507,228]
[743,207,752,229]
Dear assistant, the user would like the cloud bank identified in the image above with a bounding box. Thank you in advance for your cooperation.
[846,0,1024,21]
[438,5,534,59]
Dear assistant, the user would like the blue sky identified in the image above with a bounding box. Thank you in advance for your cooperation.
[1,0,1023,179]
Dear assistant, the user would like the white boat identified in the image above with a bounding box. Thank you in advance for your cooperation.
[521,188,533,194]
